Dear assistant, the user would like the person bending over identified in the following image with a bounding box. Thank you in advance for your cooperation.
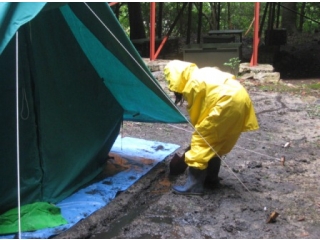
[164,60,259,195]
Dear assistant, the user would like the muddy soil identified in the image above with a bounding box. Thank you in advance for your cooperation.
[55,70,320,239]
[55,33,320,239]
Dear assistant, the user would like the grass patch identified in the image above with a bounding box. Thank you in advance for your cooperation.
[257,81,320,97]
[307,82,320,90]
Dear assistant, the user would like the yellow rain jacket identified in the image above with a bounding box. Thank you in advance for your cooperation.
[164,60,259,170]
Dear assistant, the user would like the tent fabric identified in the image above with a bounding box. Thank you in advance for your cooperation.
[0,202,67,235]
[0,2,46,53]
[0,137,180,239]
[164,60,259,169]
[66,3,180,122]
[0,2,186,214]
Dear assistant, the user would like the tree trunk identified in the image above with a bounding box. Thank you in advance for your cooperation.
[157,2,163,38]
[281,2,298,34]
[128,2,146,40]
[227,2,231,29]
[298,2,306,32]
[209,3,218,30]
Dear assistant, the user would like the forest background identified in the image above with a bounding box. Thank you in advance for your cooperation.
[110,2,320,42]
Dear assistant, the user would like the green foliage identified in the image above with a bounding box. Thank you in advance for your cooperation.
[297,2,320,33]
[219,2,266,37]
[112,2,320,41]
[116,4,129,36]
[223,57,241,75]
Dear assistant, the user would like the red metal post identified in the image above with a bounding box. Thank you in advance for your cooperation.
[150,2,156,61]
[154,36,168,60]
[154,3,188,60]
[108,2,118,7]
[250,2,260,66]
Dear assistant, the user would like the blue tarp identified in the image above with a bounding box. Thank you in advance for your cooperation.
[0,136,179,239]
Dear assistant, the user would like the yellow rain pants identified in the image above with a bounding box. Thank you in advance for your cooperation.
[164,60,259,170]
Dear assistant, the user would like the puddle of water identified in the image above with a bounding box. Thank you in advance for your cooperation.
[149,216,173,225]
[90,212,173,239]
[90,207,172,239]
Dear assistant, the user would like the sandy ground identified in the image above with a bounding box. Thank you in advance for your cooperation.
[55,68,320,239]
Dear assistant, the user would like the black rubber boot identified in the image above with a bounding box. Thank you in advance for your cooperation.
[172,167,207,195]
[205,156,221,185]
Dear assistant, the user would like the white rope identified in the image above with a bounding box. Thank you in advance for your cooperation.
[82,2,269,212]
[168,123,281,162]
[15,31,22,239]
[83,3,169,97]
[167,124,193,133]
[233,145,280,162]
[82,3,196,123]
[82,3,217,154]
[240,136,287,146]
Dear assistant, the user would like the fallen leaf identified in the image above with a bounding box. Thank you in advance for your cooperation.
[267,211,279,223]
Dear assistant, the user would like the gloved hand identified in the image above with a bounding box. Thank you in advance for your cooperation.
[169,146,190,175]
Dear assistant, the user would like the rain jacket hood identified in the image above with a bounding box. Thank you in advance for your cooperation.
[164,60,259,170]
[164,60,198,93]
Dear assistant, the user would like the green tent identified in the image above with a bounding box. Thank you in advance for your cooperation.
[0,2,185,214]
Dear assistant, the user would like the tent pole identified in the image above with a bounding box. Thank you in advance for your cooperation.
[250,2,260,66]
[15,31,22,239]
[150,2,156,60]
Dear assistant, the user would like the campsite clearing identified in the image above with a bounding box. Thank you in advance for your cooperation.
[2,3,319,238]
[56,70,320,239]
